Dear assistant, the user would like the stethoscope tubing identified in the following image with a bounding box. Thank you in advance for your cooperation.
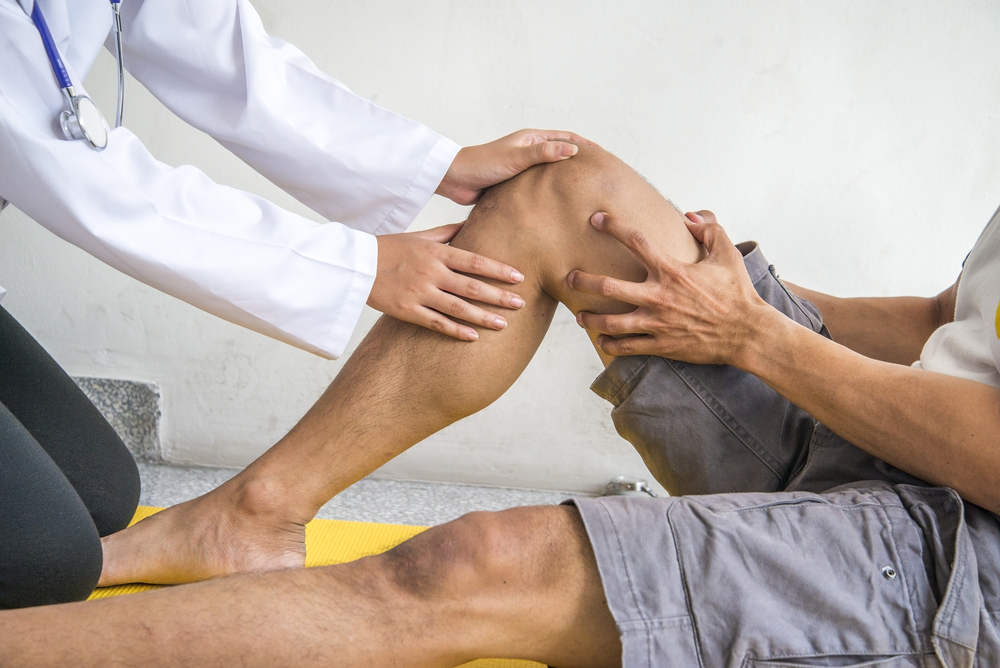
[112,1,124,127]
[22,0,125,149]
[29,2,73,92]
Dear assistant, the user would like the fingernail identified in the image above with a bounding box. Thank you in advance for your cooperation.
[511,296,525,308]
[591,212,606,228]
[466,329,479,341]
[511,271,525,283]
[576,312,584,327]
[687,212,704,224]
[494,316,507,329]
[561,143,579,158]
[567,270,577,287]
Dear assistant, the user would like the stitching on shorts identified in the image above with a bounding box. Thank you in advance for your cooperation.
[727,501,904,515]
[617,617,691,632]
[874,499,925,647]
[666,359,787,480]
[598,501,653,668]
[606,357,655,407]
[667,502,707,668]
[754,258,825,335]
[936,513,971,647]
[782,420,826,490]
[770,274,825,334]
[745,650,932,665]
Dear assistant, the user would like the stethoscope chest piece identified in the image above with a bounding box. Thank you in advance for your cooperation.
[60,94,108,150]
[25,0,121,152]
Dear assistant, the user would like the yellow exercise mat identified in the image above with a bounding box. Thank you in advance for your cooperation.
[90,506,544,668]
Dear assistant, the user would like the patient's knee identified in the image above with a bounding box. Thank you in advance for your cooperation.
[378,507,576,602]
[380,511,510,600]
[462,145,648,259]
[473,144,636,225]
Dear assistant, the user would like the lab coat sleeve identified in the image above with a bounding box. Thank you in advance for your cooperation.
[116,0,461,235]
[0,2,455,359]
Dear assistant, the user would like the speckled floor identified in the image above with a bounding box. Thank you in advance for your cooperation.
[138,463,589,527]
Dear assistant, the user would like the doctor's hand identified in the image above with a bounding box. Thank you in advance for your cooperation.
[368,222,525,341]
[570,211,770,366]
[436,129,599,205]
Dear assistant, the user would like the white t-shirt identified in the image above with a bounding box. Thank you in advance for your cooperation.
[915,205,1000,388]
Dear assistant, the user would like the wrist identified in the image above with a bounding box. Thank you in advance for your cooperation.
[728,303,791,374]
[434,148,466,201]
[434,173,458,201]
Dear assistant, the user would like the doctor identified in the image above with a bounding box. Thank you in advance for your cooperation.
[0,0,588,608]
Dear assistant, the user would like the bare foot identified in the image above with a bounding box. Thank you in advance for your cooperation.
[98,475,309,587]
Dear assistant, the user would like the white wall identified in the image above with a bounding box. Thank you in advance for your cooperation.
[1,0,998,493]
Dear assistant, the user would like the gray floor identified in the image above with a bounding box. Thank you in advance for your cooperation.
[138,463,589,527]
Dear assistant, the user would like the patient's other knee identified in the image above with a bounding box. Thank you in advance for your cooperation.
[378,506,583,603]
[380,511,517,601]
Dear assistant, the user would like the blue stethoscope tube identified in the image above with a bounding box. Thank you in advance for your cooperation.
[28,3,71,90]
[24,0,125,150]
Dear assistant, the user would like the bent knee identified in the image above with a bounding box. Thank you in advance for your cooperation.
[473,145,641,229]
[89,450,141,537]
[0,519,102,609]
[380,506,590,601]
[463,143,698,272]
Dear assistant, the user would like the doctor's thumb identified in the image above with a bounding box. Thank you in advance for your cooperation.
[526,140,579,167]
[417,222,465,243]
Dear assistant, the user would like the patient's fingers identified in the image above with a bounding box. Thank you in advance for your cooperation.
[576,310,646,337]
[568,270,646,307]
[590,212,684,274]
[687,210,717,226]
[595,334,660,357]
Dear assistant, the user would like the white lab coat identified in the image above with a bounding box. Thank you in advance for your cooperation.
[0,0,461,358]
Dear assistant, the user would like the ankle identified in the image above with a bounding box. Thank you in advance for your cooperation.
[226,471,316,526]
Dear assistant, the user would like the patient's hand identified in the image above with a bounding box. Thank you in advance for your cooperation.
[436,129,597,205]
[569,210,770,365]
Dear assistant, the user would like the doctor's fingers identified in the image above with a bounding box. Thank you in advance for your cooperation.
[436,244,526,285]
[513,129,601,149]
[441,272,527,311]
[426,290,513,334]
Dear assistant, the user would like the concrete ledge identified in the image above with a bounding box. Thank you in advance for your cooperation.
[74,377,161,462]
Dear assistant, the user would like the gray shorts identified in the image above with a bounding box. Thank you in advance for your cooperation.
[572,243,1000,667]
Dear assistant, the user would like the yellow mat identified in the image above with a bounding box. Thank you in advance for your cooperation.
[89,507,544,668]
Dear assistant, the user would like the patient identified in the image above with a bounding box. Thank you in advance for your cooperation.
[2,145,999,666]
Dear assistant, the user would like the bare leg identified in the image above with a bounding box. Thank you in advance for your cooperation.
[3,506,622,668]
[99,145,703,586]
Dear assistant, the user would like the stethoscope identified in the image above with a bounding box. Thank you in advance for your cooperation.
[19,0,125,151]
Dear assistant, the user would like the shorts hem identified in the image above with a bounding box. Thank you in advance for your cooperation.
[569,497,702,668]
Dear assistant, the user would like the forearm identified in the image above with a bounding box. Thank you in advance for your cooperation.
[121,0,458,232]
[574,212,987,505]
[782,282,943,365]
[739,308,1000,511]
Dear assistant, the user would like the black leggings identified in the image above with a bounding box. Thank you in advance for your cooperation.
[0,306,140,609]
